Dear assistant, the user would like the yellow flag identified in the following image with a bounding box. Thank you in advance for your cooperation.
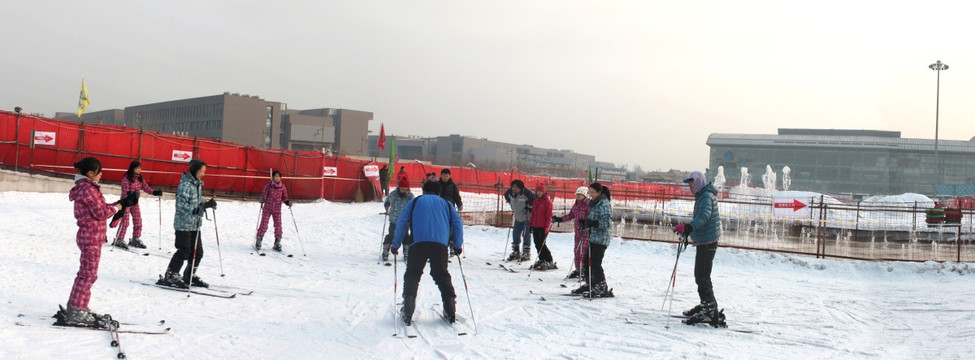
[77,80,90,118]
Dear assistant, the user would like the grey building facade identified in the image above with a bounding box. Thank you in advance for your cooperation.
[56,93,373,156]
[707,128,975,196]
[368,133,596,176]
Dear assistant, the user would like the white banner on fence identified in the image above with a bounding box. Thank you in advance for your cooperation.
[33,131,56,146]
[323,166,338,177]
[363,165,380,178]
[171,150,193,162]
[772,197,810,218]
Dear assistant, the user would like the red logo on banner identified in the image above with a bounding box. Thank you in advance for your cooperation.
[773,199,807,212]
[172,150,193,162]
[33,131,56,146]
[323,167,338,177]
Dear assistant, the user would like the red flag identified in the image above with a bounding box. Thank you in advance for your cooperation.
[377,124,386,151]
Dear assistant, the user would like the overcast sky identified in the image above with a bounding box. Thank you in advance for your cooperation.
[4,1,975,172]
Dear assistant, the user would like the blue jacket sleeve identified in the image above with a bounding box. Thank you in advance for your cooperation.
[392,198,415,249]
[450,205,464,249]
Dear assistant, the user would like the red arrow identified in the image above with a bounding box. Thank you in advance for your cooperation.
[774,199,807,212]
[174,153,191,160]
[34,135,53,142]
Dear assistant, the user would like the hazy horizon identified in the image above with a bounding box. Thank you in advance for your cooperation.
[5,1,975,172]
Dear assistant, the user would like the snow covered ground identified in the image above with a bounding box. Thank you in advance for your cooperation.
[1,190,973,359]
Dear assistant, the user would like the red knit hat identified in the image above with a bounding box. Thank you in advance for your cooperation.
[399,177,410,188]
[535,183,546,193]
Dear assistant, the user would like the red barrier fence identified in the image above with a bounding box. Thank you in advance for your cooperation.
[0,110,686,202]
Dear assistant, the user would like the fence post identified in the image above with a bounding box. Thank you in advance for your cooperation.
[854,201,861,241]
[14,111,21,171]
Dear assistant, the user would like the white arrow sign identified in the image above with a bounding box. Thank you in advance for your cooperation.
[172,150,193,162]
[33,131,56,146]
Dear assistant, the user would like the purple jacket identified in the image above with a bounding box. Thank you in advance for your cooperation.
[260,181,290,214]
[120,175,154,200]
[559,199,591,240]
[69,175,118,246]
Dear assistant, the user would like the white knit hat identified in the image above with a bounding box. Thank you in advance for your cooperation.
[575,186,589,196]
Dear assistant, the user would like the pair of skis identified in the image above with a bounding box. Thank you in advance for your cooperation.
[130,280,253,298]
[394,305,469,339]
[16,314,171,359]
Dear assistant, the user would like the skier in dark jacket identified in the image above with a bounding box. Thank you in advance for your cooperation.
[157,159,216,289]
[391,180,464,325]
[570,182,614,298]
[55,157,138,327]
[438,168,463,255]
[503,180,536,261]
[382,176,415,261]
[674,170,725,327]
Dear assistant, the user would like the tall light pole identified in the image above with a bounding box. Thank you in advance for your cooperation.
[929,60,949,194]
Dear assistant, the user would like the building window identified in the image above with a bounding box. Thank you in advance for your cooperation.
[265,106,273,148]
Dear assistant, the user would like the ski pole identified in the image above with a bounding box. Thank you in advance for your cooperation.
[527,227,552,278]
[254,203,264,250]
[393,252,400,336]
[455,255,478,334]
[502,216,512,261]
[212,208,225,277]
[186,217,203,298]
[664,234,689,328]
[158,195,162,250]
[379,212,388,264]
[288,206,307,257]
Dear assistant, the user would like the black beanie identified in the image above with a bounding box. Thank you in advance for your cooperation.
[188,159,207,179]
[440,168,451,175]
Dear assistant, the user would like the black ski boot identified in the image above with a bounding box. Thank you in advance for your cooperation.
[55,304,111,328]
[567,269,580,279]
[382,244,391,262]
[571,283,590,295]
[583,281,614,298]
[128,237,147,249]
[402,297,416,326]
[187,275,209,288]
[684,303,728,327]
[111,238,129,250]
[683,302,707,317]
[506,247,521,262]
[520,245,531,262]
[156,271,187,289]
[443,297,457,323]
[254,236,263,251]
[273,238,282,252]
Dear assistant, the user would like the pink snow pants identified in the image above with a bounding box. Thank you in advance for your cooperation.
[116,204,144,239]
[68,241,102,309]
[258,210,283,239]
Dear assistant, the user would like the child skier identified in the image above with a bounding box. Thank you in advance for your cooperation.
[112,161,163,249]
[552,186,590,279]
[571,182,614,298]
[503,179,536,261]
[674,170,725,327]
[55,157,139,327]
[157,159,216,289]
[255,171,292,251]
[382,176,414,261]
[529,183,556,270]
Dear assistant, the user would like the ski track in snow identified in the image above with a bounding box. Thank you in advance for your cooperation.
[0,191,973,359]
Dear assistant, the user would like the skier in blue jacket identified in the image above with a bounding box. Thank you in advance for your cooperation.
[673,170,725,327]
[391,180,464,325]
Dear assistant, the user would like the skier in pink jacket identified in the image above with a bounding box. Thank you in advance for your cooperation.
[55,157,138,327]
[255,171,292,251]
[552,186,591,279]
[112,161,162,249]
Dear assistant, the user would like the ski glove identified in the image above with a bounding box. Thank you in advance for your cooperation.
[674,223,693,235]
[119,191,140,208]
[552,216,563,223]
[390,247,399,255]
[454,248,463,255]
[204,198,217,210]
[258,197,265,204]
[579,219,600,229]
[285,200,293,207]
[152,189,163,196]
